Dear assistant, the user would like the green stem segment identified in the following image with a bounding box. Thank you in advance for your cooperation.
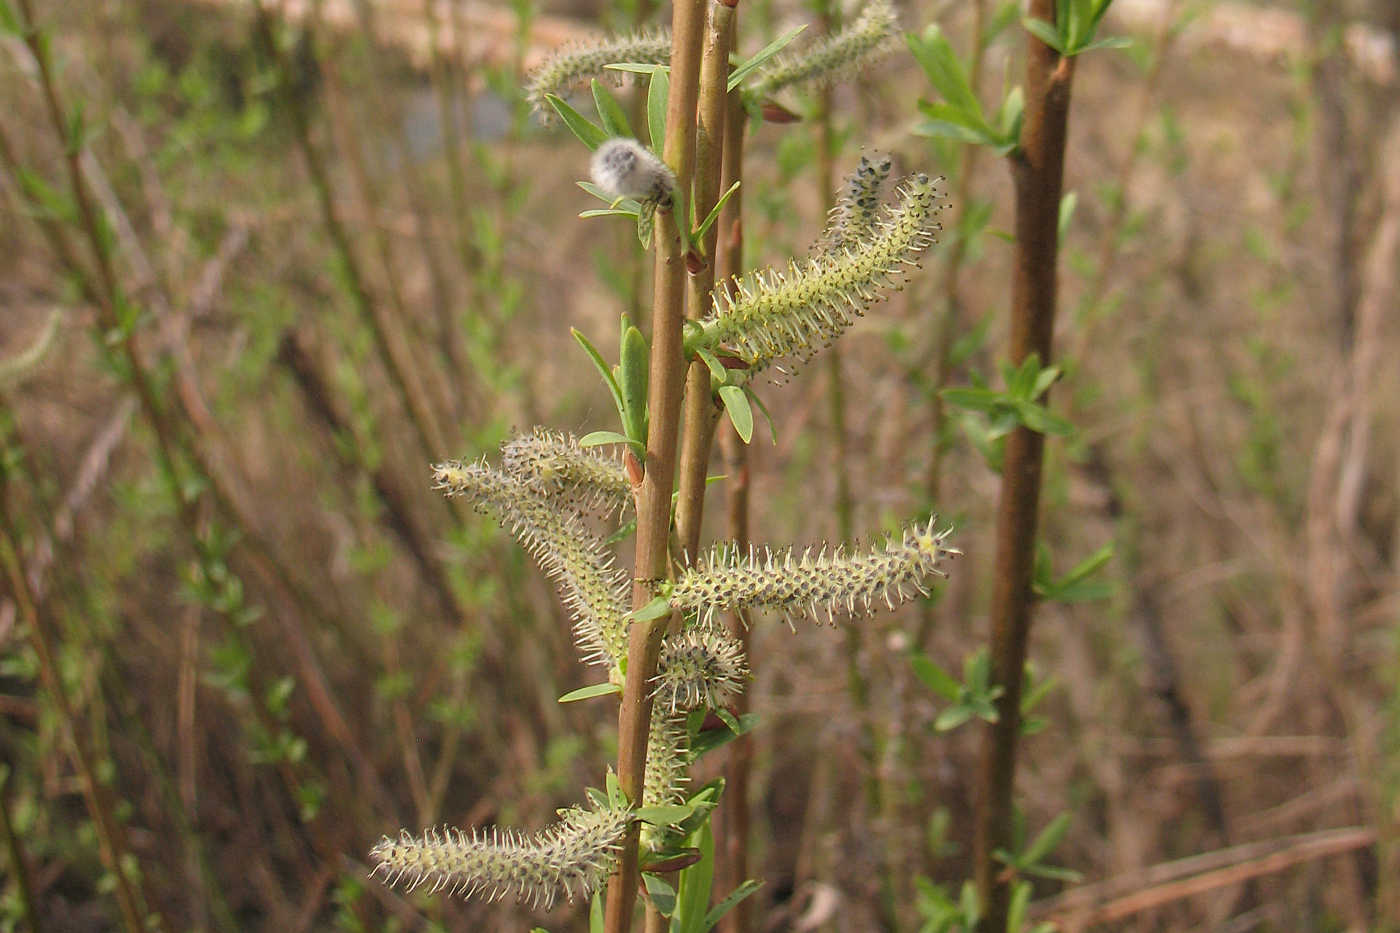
[606,0,708,928]
[973,3,1076,929]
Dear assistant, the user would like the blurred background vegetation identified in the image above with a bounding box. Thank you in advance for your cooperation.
[1,0,1398,930]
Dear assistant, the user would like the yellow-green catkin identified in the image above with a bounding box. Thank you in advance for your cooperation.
[816,153,893,257]
[369,805,630,909]
[526,30,673,115]
[640,709,690,851]
[749,0,899,99]
[501,428,633,518]
[652,625,749,715]
[434,459,629,669]
[695,172,942,376]
[669,516,958,627]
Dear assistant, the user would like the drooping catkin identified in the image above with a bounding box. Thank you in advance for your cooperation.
[693,172,942,376]
[501,428,633,518]
[525,30,672,115]
[640,709,690,853]
[749,0,899,99]
[652,625,749,715]
[433,459,629,670]
[668,516,958,627]
[815,153,894,257]
[369,805,630,909]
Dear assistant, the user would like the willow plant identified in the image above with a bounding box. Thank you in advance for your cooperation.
[369,2,952,927]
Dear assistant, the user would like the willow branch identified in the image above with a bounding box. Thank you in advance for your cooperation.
[606,0,708,927]
[972,2,1076,929]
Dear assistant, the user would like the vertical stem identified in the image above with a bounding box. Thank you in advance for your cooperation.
[606,1,707,928]
[973,3,1075,929]
[713,86,752,933]
[675,0,738,563]
[652,9,738,930]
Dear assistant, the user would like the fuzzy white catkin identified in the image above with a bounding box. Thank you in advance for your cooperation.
[590,138,676,204]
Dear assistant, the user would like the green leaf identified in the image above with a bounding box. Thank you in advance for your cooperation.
[1006,881,1032,933]
[672,824,715,931]
[908,25,982,118]
[714,708,741,733]
[592,79,633,137]
[1023,863,1084,882]
[648,67,670,151]
[693,180,741,243]
[620,323,650,446]
[591,892,605,933]
[995,86,1025,153]
[580,430,645,456]
[701,880,763,931]
[558,682,623,703]
[581,207,642,219]
[636,804,695,825]
[1021,673,1057,714]
[940,386,1001,413]
[718,384,753,444]
[745,387,778,444]
[1015,401,1074,437]
[728,25,807,91]
[1010,354,1040,397]
[914,117,998,148]
[578,180,644,211]
[1080,34,1134,52]
[631,595,673,622]
[573,328,625,422]
[1062,542,1113,586]
[606,768,627,808]
[1023,16,1066,53]
[696,347,727,382]
[1032,364,1061,399]
[690,713,759,758]
[911,655,961,700]
[959,880,981,925]
[643,873,677,917]
[935,705,975,731]
[918,99,995,139]
[1022,812,1072,865]
[1058,190,1078,241]
[1050,578,1113,602]
[546,93,609,150]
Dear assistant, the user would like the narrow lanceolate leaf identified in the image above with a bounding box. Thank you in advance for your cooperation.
[691,173,943,377]
[501,428,633,518]
[526,30,673,115]
[748,0,899,98]
[669,516,959,627]
[651,626,749,714]
[369,805,631,910]
[434,460,628,669]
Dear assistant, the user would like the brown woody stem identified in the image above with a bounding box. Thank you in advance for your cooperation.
[973,3,1076,930]
[605,0,707,928]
